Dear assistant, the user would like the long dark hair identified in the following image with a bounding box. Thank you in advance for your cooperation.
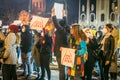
[71,24,87,42]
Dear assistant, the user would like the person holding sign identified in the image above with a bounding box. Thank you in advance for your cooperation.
[51,7,70,80]
[68,24,87,80]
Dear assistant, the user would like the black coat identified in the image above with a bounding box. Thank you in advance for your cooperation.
[87,37,100,63]
[21,26,33,53]
[103,35,114,61]
[39,34,52,55]
[52,16,70,56]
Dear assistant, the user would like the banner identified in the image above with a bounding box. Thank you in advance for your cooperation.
[61,47,76,68]
[30,15,49,30]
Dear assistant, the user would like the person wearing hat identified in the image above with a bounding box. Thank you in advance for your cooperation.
[1,24,19,80]
[100,24,114,80]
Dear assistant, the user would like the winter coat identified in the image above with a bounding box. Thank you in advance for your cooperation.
[21,26,33,53]
[40,34,52,55]
[109,52,117,73]
[52,16,70,56]
[77,40,87,56]
[3,32,17,64]
[103,35,114,61]
[109,28,118,73]
[86,37,100,64]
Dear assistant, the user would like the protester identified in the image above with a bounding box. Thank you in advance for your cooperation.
[32,30,41,79]
[1,25,19,80]
[0,28,5,80]
[95,30,104,77]
[109,26,119,80]
[15,28,21,67]
[36,29,52,80]
[20,25,33,78]
[67,24,87,80]
[83,28,100,80]
[100,24,114,80]
[51,8,70,80]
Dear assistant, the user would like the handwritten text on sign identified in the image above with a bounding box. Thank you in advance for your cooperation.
[61,48,76,68]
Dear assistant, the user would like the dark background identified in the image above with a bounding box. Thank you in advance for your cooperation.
[0,0,79,25]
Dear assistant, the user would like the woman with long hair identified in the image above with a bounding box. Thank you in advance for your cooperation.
[100,24,114,80]
[68,24,87,80]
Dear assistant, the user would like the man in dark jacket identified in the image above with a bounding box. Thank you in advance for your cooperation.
[52,8,70,80]
[21,25,33,78]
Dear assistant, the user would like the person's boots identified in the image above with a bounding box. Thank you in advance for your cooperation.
[36,74,40,80]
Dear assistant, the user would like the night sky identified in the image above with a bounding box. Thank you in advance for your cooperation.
[0,0,79,25]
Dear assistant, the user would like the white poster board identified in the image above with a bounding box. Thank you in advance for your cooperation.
[54,2,64,19]
[30,15,49,30]
[61,47,76,68]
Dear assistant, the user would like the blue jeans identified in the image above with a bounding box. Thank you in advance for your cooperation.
[96,61,100,76]
[21,51,32,76]
[16,46,21,58]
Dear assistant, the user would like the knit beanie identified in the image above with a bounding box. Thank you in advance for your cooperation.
[9,25,19,33]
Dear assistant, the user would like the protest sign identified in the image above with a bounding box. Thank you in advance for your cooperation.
[54,3,64,19]
[30,15,49,30]
[61,47,76,68]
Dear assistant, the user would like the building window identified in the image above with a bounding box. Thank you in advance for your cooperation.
[110,12,115,21]
[81,13,86,22]
[101,14,105,22]
[90,13,95,22]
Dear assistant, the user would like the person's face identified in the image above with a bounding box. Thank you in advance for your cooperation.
[70,28,74,35]
[103,27,109,34]
[22,26,26,32]
[85,29,92,38]
[7,28,10,33]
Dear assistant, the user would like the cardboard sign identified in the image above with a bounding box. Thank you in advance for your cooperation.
[61,47,76,68]
[30,15,49,30]
[54,3,64,19]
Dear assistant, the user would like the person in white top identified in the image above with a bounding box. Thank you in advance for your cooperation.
[2,24,19,80]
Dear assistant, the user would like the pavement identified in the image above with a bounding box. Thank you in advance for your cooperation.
[0,56,120,80]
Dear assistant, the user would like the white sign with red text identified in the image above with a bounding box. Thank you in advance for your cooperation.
[30,15,49,30]
[61,47,76,68]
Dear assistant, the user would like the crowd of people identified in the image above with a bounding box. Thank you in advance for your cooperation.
[0,8,119,80]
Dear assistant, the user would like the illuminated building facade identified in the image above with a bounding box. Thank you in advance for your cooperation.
[78,0,120,29]
[32,0,46,15]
